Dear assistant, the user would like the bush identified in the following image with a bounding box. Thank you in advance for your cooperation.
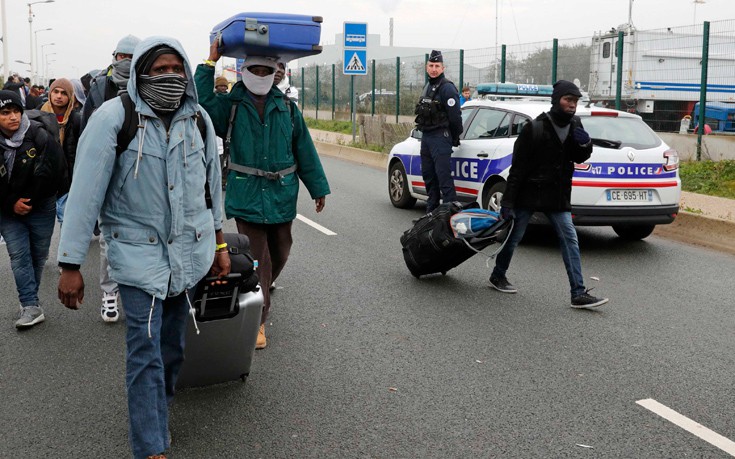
[679,160,735,199]
[304,118,353,135]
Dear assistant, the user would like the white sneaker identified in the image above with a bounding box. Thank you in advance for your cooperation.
[101,292,120,323]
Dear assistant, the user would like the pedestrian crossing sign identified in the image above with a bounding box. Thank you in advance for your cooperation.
[344,49,367,75]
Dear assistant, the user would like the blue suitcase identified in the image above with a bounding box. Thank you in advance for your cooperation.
[210,12,323,61]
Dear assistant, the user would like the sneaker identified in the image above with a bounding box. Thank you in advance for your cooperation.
[571,291,609,309]
[101,292,120,323]
[16,305,45,328]
[256,324,267,350]
[489,275,517,294]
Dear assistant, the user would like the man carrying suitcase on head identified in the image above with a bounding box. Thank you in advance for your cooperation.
[195,39,331,350]
[58,36,230,459]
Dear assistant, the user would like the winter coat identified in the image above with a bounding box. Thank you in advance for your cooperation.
[57,36,223,299]
[502,112,592,212]
[80,68,117,131]
[194,64,330,224]
[0,120,67,214]
[62,108,82,179]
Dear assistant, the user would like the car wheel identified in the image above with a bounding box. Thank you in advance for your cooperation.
[388,161,417,209]
[483,181,506,211]
[612,224,655,240]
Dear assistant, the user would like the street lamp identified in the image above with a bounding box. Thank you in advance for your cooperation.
[15,59,31,69]
[27,0,55,84]
[45,56,56,82]
[43,52,56,85]
[40,43,54,84]
[34,27,52,81]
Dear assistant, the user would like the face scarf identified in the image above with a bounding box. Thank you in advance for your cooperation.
[110,58,132,88]
[241,65,275,96]
[137,73,188,113]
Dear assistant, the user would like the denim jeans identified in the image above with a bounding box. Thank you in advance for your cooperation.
[0,197,56,306]
[119,284,191,459]
[492,209,586,298]
[56,193,67,224]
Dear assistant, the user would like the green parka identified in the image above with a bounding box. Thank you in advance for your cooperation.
[195,64,330,224]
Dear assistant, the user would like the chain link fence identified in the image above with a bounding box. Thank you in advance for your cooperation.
[293,19,735,135]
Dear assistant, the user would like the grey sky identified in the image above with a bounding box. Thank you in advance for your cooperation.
[2,0,734,80]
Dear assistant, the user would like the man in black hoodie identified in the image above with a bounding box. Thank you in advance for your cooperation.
[414,50,462,213]
[489,80,609,309]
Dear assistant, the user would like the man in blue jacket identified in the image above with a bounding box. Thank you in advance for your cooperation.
[57,36,230,459]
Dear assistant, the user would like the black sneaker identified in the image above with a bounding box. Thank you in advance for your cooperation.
[571,291,609,309]
[489,276,517,294]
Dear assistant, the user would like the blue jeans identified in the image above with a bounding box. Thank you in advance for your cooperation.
[492,209,586,298]
[119,284,191,459]
[56,193,68,224]
[420,131,456,212]
[0,197,56,306]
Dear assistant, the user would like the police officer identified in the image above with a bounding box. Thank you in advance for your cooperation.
[414,50,463,213]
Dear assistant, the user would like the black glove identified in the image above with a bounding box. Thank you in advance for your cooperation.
[572,127,591,145]
[452,138,460,147]
[500,206,515,220]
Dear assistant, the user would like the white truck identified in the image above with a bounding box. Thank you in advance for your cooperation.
[588,23,735,131]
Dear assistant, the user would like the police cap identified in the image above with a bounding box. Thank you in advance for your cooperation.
[428,50,443,63]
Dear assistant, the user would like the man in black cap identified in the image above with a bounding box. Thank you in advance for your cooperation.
[489,79,609,309]
[414,49,462,213]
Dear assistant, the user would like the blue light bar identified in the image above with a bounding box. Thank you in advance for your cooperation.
[477,83,554,96]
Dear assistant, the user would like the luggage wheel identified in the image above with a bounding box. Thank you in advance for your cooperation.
[240,373,248,383]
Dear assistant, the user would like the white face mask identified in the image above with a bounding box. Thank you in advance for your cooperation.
[241,65,275,96]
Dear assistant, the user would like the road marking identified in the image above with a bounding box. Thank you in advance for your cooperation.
[296,214,337,236]
[636,398,735,456]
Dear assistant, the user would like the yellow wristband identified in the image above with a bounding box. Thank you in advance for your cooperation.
[203,59,216,67]
[216,242,228,251]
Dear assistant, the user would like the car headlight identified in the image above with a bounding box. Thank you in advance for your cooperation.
[663,149,679,172]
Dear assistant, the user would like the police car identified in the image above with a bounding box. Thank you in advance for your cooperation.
[387,83,681,240]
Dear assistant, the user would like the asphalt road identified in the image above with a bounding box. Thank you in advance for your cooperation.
[1,155,734,458]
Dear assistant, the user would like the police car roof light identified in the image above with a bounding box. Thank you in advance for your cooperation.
[476,83,554,97]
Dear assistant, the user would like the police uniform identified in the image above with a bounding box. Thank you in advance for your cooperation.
[415,50,463,212]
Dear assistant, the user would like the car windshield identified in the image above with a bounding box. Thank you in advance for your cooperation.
[582,116,662,149]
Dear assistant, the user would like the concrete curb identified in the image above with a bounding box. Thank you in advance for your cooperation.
[314,140,735,255]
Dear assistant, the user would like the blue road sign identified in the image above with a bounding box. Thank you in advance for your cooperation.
[344,22,367,48]
[344,49,367,75]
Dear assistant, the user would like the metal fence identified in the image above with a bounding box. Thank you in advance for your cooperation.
[293,19,735,144]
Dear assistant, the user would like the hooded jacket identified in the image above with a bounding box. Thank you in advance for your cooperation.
[502,112,592,212]
[40,79,82,179]
[57,36,223,299]
[194,64,330,224]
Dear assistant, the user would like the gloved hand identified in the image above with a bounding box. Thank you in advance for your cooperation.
[572,127,591,145]
[452,138,460,147]
[500,206,515,220]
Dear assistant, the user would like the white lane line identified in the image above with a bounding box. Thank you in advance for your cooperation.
[296,214,337,236]
[637,398,735,456]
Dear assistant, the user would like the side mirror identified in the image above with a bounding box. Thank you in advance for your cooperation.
[410,129,423,140]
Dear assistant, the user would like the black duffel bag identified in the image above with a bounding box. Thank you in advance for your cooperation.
[223,233,259,292]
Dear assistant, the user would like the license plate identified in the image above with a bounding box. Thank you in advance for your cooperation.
[606,189,653,202]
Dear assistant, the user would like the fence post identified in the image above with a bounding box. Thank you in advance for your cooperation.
[396,56,401,123]
[315,65,320,120]
[424,53,429,85]
[500,45,506,83]
[301,69,305,111]
[697,21,710,161]
[459,49,464,89]
[331,63,335,120]
[551,38,558,84]
[615,30,624,111]
[371,59,376,116]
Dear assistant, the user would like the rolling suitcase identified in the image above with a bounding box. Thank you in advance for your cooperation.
[176,275,264,389]
[210,12,323,61]
[400,202,511,278]
[176,233,262,389]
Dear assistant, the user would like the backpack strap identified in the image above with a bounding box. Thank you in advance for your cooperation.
[116,92,138,155]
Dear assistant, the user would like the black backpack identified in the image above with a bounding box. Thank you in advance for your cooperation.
[115,92,214,208]
[25,110,61,143]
